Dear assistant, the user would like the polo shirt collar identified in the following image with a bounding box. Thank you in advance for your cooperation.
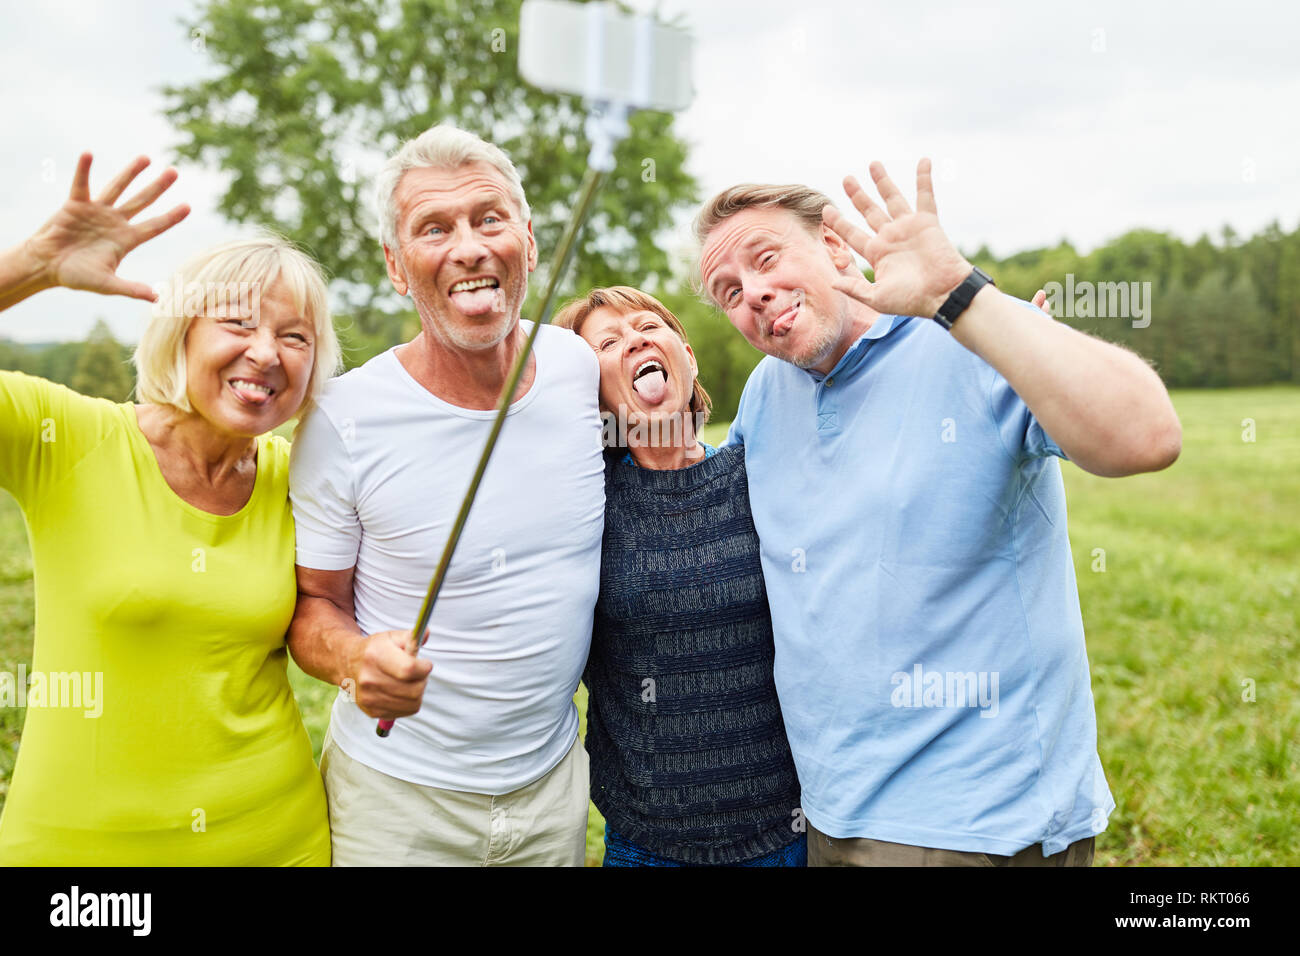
[805,312,911,383]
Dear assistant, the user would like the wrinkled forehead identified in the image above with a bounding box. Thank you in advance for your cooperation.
[394,162,523,220]
[583,305,651,337]
[699,207,803,286]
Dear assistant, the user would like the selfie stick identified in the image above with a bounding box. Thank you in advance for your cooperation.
[378,2,690,737]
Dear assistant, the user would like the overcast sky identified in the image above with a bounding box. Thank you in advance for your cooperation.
[1,0,1294,343]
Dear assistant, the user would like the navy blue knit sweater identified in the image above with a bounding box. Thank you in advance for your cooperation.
[584,444,802,865]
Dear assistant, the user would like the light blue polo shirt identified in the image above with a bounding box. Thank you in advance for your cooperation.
[726,305,1114,856]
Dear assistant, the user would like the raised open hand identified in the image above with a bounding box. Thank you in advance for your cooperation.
[25,153,190,302]
[822,159,974,320]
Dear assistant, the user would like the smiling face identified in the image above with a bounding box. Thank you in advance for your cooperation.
[182,279,316,438]
[700,206,858,373]
[383,161,538,352]
[578,304,699,430]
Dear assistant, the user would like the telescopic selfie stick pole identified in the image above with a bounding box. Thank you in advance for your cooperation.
[377,1,692,737]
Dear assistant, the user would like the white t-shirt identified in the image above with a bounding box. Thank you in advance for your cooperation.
[290,322,605,793]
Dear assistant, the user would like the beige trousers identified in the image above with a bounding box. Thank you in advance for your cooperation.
[808,823,1095,867]
[320,730,590,867]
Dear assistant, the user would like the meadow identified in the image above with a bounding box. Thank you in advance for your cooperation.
[0,389,1296,866]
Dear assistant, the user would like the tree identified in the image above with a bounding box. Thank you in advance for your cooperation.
[1224,271,1275,385]
[69,320,135,401]
[1275,229,1300,382]
[1186,271,1235,387]
[1151,275,1190,382]
[32,343,87,390]
[0,339,36,375]
[164,0,698,366]
[1181,233,1218,286]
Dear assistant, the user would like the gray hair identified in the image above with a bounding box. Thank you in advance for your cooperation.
[375,125,530,251]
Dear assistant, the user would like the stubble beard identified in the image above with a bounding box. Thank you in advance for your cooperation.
[767,306,843,370]
[410,274,525,353]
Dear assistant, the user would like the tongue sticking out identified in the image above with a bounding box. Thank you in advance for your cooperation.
[772,289,805,337]
[449,286,502,316]
[632,370,668,404]
[231,381,271,405]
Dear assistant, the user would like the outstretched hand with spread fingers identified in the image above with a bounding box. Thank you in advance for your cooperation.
[822,159,976,321]
[24,152,190,302]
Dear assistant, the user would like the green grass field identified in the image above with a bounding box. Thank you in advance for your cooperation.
[1,390,1296,865]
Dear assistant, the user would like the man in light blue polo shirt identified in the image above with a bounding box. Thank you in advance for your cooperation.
[696,160,1182,866]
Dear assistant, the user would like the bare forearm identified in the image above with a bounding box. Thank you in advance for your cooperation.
[951,286,1181,477]
[287,594,365,687]
[0,241,54,313]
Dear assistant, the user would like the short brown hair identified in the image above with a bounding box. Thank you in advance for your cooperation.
[553,286,711,425]
[692,184,836,303]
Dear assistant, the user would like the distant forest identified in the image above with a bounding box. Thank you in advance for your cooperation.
[967,220,1300,390]
[0,319,134,403]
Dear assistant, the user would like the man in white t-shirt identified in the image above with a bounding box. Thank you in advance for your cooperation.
[287,125,605,866]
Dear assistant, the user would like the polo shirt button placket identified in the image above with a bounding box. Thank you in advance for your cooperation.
[816,377,840,434]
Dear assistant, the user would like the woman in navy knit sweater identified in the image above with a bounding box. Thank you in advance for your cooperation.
[554,287,805,867]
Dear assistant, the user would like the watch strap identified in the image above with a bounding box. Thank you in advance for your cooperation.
[933,266,995,330]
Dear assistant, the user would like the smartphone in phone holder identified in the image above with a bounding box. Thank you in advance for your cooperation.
[520,0,694,169]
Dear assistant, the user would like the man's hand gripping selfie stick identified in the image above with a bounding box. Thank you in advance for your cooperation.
[377,1,694,737]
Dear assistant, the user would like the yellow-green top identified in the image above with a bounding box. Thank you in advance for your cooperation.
[0,371,328,865]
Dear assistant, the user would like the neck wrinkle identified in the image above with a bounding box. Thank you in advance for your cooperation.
[627,409,703,471]
[137,405,258,484]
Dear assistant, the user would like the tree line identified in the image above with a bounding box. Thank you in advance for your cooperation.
[0,320,135,403]
[968,221,1300,390]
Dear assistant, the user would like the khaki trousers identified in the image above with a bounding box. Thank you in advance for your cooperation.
[808,823,1095,867]
[320,730,590,866]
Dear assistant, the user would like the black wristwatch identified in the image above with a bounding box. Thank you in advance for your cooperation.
[932,266,995,331]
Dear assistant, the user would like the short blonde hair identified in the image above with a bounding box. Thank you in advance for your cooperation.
[133,235,342,417]
[375,125,530,251]
[553,286,712,425]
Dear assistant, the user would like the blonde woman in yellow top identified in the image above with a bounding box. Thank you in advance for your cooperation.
[0,152,340,864]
